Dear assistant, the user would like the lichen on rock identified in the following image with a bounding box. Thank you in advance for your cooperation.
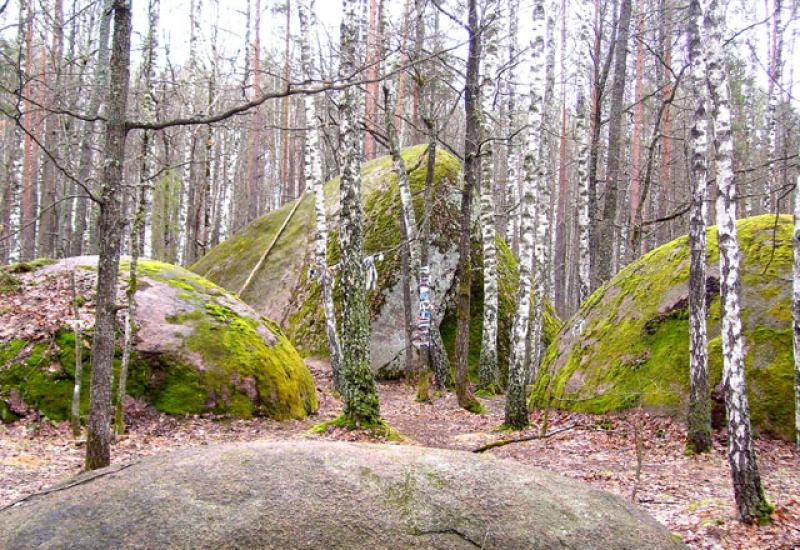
[532,215,795,441]
[0,257,317,423]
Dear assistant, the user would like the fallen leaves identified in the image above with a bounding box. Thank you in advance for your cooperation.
[0,358,798,549]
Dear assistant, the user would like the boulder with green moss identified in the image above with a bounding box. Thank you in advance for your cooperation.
[532,215,795,441]
[0,257,317,423]
[192,145,560,379]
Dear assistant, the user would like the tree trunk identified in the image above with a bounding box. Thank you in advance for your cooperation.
[794,157,800,449]
[575,0,592,305]
[704,0,772,523]
[627,0,644,261]
[298,0,343,393]
[685,0,712,455]
[505,0,546,429]
[70,0,113,257]
[478,0,500,393]
[454,0,482,414]
[38,0,64,258]
[596,0,631,285]
[338,0,380,424]
[85,0,132,471]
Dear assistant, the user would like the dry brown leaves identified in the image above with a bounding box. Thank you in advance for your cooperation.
[1,359,798,549]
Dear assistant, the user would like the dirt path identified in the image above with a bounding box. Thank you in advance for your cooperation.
[2,359,798,549]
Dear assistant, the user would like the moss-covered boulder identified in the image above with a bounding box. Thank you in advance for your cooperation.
[0,441,685,549]
[192,145,560,378]
[0,257,317,423]
[532,215,795,441]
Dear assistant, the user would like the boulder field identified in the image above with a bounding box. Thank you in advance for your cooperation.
[192,145,560,379]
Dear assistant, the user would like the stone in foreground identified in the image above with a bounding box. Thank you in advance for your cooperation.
[0,441,684,549]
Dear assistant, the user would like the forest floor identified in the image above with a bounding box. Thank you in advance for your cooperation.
[1,358,798,549]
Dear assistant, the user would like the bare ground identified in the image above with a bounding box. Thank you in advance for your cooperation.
[1,359,798,549]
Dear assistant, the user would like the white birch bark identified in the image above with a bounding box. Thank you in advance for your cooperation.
[686,0,712,454]
[505,0,546,429]
[478,0,501,391]
[338,0,380,423]
[704,0,771,523]
[574,0,591,304]
[298,0,343,392]
[528,5,556,379]
[504,0,521,251]
[794,164,800,449]
[764,0,782,213]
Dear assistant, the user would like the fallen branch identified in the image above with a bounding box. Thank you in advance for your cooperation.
[473,424,584,453]
[238,193,306,297]
[0,462,137,513]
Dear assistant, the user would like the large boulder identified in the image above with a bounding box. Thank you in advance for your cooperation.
[0,257,317,422]
[192,145,560,378]
[532,215,795,441]
[0,440,684,549]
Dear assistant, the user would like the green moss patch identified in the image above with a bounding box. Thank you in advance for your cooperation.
[0,260,318,423]
[532,215,796,441]
[440,237,561,385]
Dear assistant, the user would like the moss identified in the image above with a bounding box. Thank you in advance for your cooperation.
[0,271,20,293]
[182,305,318,420]
[3,258,56,273]
[440,237,561,386]
[1,261,318,422]
[533,215,797,441]
[308,414,402,441]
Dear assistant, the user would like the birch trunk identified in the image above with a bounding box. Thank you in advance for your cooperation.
[478,0,501,392]
[686,0,712,455]
[504,0,521,254]
[85,0,132,471]
[505,0,546,429]
[529,6,556,379]
[794,163,800,449]
[704,0,772,523]
[575,0,592,304]
[298,0,343,392]
[764,0,782,213]
[338,0,380,424]
[383,59,421,380]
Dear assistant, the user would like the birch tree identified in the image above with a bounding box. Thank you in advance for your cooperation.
[478,0,501,393]
[685,0,711,455]
[703,0,772,523]
[505,0,546,429]
[574,0,591,304]
[298,0,343,392]
[794,161,800,449]
[338,0,380,424]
